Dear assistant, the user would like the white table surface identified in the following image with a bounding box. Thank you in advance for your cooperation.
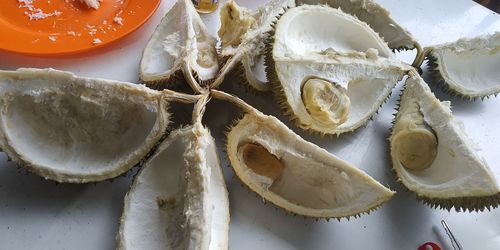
[1,0,500,249]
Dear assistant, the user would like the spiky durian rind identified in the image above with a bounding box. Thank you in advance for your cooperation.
[139,69,186,91]
[389,81,500,212]
[224,113,394,219]
[426,53,499,101]
[117,124,229,249]
[264,17,397,137]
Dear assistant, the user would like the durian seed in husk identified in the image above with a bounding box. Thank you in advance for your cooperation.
[240,143,284,182]
[391,101,437,171]
[301,78,350,128]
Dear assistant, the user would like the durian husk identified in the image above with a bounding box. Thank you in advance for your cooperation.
[225,110,395,219]
[390,74,500,212]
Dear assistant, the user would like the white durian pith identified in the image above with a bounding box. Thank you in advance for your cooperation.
[271,54,409,134]
[118,124,229,250]
[272,5,393,59]
[391,75,499,203]
[0,68,170,183]
[140,0,219,86]
[427,32,500,99]
[227,112,394,218]
[270,5,410,134]
[295,0,417,50]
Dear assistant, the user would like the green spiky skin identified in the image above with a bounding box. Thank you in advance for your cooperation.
[389,82,500,212]
[139,69,186,91]
[426,53,499,101]
[223,114,387,221]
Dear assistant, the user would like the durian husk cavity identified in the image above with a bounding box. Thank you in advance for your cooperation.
[118,95,230,250]
[267,5,412,135]
[0,68,200,183]
[390,74,500,211]
[426,32,500,100]
[212,90,394,219]
[139,0,219,91]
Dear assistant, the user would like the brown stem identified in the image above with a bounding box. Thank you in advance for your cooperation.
[183,60,205,94]
[411,42,433,70]
[162,89,202,104]
[210,89,258,115]
[210,51,245,89]
[192,93,211,125]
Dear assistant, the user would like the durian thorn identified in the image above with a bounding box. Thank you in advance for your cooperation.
[182,61,205,94]
[211,50,245,89]
[162,89,203,104]
[210,89,259,115]
[192,93,211,125]
[411,43,432,70]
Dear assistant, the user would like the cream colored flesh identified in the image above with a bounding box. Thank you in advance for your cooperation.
[0,68,169,183]
[118,125,229,250]
[227,112,394,218]
[140,0,219,84]
[295,0,417,50]
[429,32,500,98]
[301,78,350,127]
[390,75,499,198]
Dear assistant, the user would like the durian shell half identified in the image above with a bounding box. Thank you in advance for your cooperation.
[118,124,229,249]
[426,32,500,100]
[227,111,394,218]
[268,5,411,135]
[296,0,418,50]
[390,74,500,212]
[0,68,170,183]
[140,0,219,89]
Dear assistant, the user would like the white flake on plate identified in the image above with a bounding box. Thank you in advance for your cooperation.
[92,38,102,44]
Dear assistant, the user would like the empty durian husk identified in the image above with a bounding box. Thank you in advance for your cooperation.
[426,32,500,100]
[117,122,229,250]
[0,68,171,183]
[140,0,219,92]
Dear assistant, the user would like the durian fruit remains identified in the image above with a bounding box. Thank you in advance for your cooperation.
[0,68,170,183]
[267,5,411,135]
[427,32,500,100]
[295,0,418,50]
[215,0,296,91]
[140,0,219,89]
[226,111,395,219]
[118,124,229,250]
[390,74,500,211]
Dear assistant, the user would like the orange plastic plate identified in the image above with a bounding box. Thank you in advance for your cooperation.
[0,0,160,56]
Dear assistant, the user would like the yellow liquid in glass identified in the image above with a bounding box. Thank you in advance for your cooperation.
[193,0,219,14]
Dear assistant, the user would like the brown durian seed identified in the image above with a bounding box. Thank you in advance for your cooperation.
[239,143,283,181]
[301,78,350,127]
